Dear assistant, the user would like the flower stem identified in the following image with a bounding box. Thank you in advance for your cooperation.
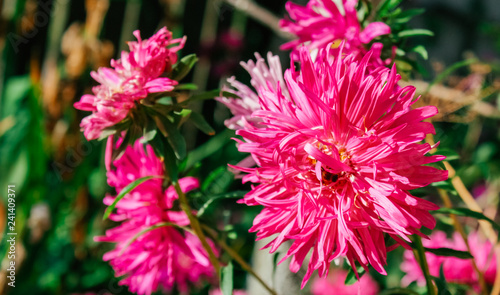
[413,235,436,295]
[174,181,221,274]
[438,189,489,295]
[426,133,500,294]
[202,224,278,295]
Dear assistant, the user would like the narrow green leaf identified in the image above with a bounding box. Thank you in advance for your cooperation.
[180,129,233,172]
[433,208,500,233]
[180,90,240,106]
[431,180,454,190]
[424,247,473,259]
[202,167,229,192]
[220,261,234,295]
[397,29,434,38]
[175,83,198,90]
[377,0,403,16]
[394,8,425,23]
[434,264,452,295]
[176,109,192,128]
[97,128,117,141]
[141,119,157,144]
[395,48,406,57]
[345,266,365,285]
[412,45,429,60]
[395,59,413,71]
[427,59,477,91]
[197,191,247,217]
[120,222,191,254]
[435,148,460,161]
[162,118,187,160]
[163,142,179,183]
[103,175,163,220]
[189,111,215,135]
[171,54,198,81]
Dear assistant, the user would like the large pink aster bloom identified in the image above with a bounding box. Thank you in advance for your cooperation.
[74,27,186,140]
[401,230,497,290]
[217,52,289,130]
[311,268,379,295]
[97,140,216,295]
[280,0,391,65]
[232,45,448,287]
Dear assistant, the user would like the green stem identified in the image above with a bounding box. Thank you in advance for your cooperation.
[413,236,436,295]
[174,181,221,274]
[202,225,278,295]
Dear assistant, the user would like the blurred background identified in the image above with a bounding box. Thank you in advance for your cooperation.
[0,0,500,294]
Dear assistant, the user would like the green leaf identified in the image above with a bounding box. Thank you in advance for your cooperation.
[377,0,403,16]
[197,191,247,217]
[435,148,460,161]
[176,109,192,128]
[141,119,157,144]
[431,180,454,189]
[433,208,500,233]
[175,83,198,91]
[397,29,434,38]
[394,8,425,23]
[428,59,477,91]
[202,167,229,191]
[120,222,190,254]
[163,141,179,182]
[412,45,429,60]
[434,264,452,295]
[162,118,187,160]
[171,54,198,81]
[395,48,406,57]
[180,90,240,106]
[345,266,365,285]
[103,175,163,220]
[220,261,234,295]
[202,166,234,195]
[424,247,473,259]
[395,59,413,72]
[180,129,234,172]
[189,111,215,135]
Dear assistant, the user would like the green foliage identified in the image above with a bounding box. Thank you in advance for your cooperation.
[220,261,234,295]
[345,265,366,285]
[170,54,199,81]
[103,175,164,220]
[423,247,473,259]
[433,208,500,233]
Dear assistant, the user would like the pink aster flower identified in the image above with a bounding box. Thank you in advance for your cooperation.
[97,140,217,295]
[216,52,289,130]
[401,230,497,290]
[280,0,391,65]
[232,45,448,287]
[311,268,379,295]
[74,27,186,140]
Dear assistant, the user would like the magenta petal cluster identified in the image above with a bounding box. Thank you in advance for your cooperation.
[232,46,448,287]
[74,27,186,140]
[401,230,497,289]
[216,52,289,130]
[96,139,216,295]
[311,268,379,295]
[280,0,391,65]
